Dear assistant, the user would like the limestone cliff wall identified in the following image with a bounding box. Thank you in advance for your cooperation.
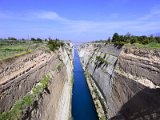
[78,43,160,120]
[0,43,74,120]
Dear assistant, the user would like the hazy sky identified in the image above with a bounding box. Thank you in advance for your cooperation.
[0,0,160,42]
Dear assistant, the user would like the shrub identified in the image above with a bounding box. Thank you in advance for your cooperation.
[104,32,160,49]
[57,64,63,72]
[96,56,109,68]
[48,40,64,52]
[0,75,50,120]
[31,38,43,43]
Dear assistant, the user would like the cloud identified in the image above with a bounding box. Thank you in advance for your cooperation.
[30,11,68,21]
[0,10,68,22]
[0,9,160,40]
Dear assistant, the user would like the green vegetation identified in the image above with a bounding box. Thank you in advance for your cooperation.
[57,55,63,62]
[84,71,90,79]
[93,88,107,120]
[7,37,17,41]
[48,39,64,52]
[100,116,107,120]
[57,64,63,72]
[96,56,109,65]
[0,37,66,60]
[126,42,160,49]
[71,75,74,85]
[0,75,50,120]
[31,38,43,43]
[105,32,160,49]
[85,71,107,120]
[15,50,32,57]
[0,40,45,60]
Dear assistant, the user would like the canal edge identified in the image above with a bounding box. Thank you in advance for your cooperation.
[77,49,106,120]
[84,71,107,120]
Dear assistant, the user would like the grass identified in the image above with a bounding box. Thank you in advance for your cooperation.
[136,42,160,49]
[0,75,50,120]
[125,42,160,49]
[0,40,46,60]
[15,50,32,57]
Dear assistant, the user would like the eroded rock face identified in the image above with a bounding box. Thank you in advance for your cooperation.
[78,43,160,120]
[0,48,52,113]
[112,47,160,120]
[118,47,160,87]
[0,43,74,120]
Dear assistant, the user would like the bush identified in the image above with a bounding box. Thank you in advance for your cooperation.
[48,40,64,51]
[95,56,109,68]
[104,32,160,48]
[0,75,50,120]
[8,37,17,41]
[31,38,43,43]
[57,64,63,72]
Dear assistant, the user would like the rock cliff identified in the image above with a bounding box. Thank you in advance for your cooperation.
[0,42,74,120]
[78,43,160,120]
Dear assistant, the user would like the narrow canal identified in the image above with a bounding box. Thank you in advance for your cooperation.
[72,49,98,120]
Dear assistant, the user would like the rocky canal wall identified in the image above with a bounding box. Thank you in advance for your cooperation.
[78,43,160,120]
[0,43,74,120]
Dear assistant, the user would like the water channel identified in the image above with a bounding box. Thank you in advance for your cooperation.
[72,49,98,120]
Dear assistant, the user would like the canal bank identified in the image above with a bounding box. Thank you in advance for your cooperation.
[72,49,98,120]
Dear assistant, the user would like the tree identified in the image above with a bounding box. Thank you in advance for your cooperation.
[48,39,64,51]
[37,38,43,42]
[8,37,17,40]
[125,32,131,38]
[112,33,119,43]
[31,38,36,41]
[130,37,137,44]
[108,37,111,43]
[155,37,160,43]
[124,32,131,43]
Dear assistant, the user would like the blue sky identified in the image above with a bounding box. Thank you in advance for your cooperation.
[0,0,160,42]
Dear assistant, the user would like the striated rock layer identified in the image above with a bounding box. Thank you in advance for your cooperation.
[0,43,74,120]
[78,43,160,120]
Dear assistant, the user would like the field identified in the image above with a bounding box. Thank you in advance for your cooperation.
[0,40,46,60]
[125,42,160,49]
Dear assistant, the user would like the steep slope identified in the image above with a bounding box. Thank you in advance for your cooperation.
[78,43,160,120]
[0,43,74,120]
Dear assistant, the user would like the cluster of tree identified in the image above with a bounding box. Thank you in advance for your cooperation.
[91,40,106,43]
[106,33,160,46]
[0,39,26,46]
[47,39,64,51]
[7,37,17,40]
[31,38,43,43]
[0,37,17,41]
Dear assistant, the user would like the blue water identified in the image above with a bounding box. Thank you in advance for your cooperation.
[72,49,98,120]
